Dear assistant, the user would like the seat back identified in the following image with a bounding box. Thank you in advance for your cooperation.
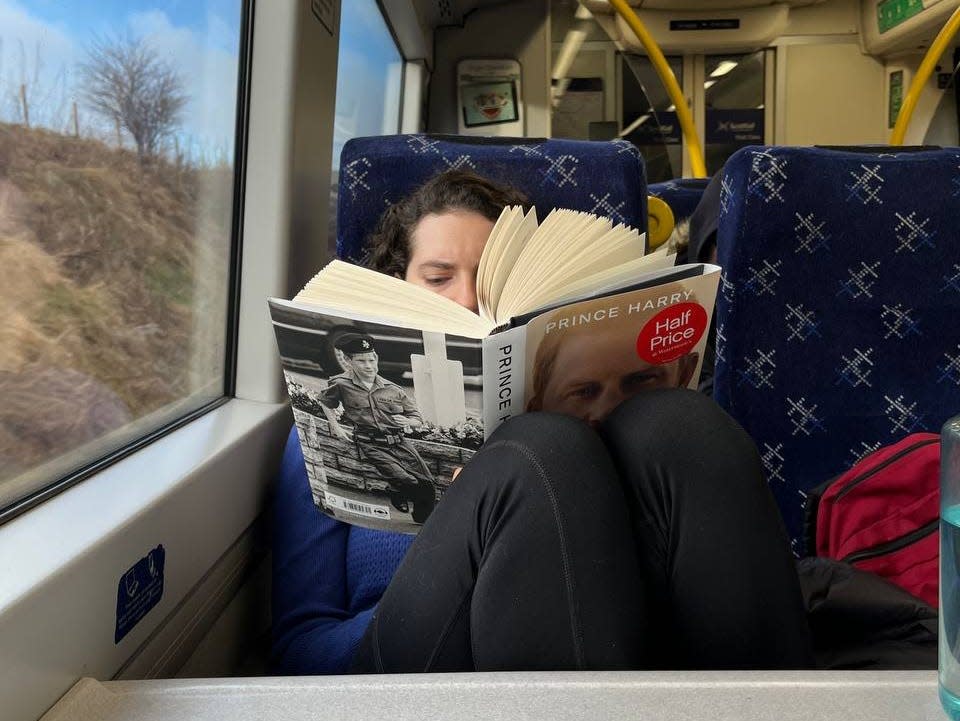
[714,145,960,549]
[648,177,712,222]
[336,135,648,262]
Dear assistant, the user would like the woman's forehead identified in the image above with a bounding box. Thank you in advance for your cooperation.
[411,211,493,256]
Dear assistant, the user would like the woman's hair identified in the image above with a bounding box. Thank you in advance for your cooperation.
[365,168,529,277]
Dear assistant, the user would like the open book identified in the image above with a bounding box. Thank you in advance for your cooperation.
[270,206,720,533]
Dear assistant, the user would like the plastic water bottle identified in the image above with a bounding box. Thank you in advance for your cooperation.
[941,415,960,719]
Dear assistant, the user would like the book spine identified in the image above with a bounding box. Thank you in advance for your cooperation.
[481,325,528,440]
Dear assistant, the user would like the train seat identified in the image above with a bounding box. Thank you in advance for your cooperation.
[648,177,712,223]
[335,134,649,262]
[713,145,960,551]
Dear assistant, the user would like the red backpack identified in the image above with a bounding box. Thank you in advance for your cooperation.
[803,433,940,608]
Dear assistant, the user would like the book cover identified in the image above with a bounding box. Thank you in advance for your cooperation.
[271,299,483,533]
[269,263,720,533]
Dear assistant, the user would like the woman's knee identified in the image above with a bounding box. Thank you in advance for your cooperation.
[596,389,766,503]
[601,389,757,461]
[455,411,622,506]
[489,411,596,452]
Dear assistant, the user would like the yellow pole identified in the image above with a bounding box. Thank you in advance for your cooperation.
[890,4,960,145]
[608,0,707,177]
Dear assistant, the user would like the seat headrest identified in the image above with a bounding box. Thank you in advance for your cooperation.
[336,134,648,262]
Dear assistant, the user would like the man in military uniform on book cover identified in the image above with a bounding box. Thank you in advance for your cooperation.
[319,332,437,522]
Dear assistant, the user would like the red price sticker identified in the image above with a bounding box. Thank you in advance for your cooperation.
[636,302,708,364]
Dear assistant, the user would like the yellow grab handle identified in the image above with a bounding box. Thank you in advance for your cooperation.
[609,0,707,178]
[890,4,960,145]
[647,195,675,250]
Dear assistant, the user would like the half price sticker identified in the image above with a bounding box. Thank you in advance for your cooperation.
[636,302,708,364]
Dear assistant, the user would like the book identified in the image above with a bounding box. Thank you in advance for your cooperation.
[270,206,720,533]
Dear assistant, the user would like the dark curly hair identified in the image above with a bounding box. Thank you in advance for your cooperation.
[365,169,529,277]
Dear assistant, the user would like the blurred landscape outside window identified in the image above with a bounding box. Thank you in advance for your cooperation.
[328,0,403,258]
[0,0,246,514]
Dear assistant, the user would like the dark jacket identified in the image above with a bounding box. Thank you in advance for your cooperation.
[796,556,937,669]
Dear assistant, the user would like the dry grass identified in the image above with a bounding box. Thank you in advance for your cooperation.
[0,123,234,478]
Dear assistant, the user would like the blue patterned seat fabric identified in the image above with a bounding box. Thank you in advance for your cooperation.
[336,134,648,262]
[713,145,960,551]
[648,177,712,222]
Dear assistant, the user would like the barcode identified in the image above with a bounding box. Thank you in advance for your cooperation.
[345,500,374,514]
[325,491,391,520]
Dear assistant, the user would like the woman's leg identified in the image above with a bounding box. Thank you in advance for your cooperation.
[351,412,648,673]
[598,388,814,669]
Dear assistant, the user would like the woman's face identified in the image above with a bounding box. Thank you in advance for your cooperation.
[404,210,493,313]
[538,330,696,427]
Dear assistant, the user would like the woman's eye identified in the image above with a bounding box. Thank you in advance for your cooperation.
[425,276,450,286]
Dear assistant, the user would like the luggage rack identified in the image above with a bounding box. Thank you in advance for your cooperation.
[41,670,939,721]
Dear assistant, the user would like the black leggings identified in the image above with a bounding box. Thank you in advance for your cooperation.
[351,389,814,672]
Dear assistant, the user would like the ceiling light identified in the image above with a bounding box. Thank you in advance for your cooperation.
[710,60,738,78]
[704,80,717,89]
[575,3,593,20]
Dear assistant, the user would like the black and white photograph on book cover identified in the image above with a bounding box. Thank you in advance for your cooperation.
[270,301,484,533]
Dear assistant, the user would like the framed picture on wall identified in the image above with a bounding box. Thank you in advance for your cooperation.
[461,80,519,128]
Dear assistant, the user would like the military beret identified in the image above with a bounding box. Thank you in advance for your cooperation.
[335,332,376,356]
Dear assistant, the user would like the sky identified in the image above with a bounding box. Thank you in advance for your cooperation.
[0,0,243,159]
[332,0,403,168]
[0,0,409,167]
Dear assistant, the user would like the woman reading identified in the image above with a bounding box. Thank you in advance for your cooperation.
[271,169,813,674]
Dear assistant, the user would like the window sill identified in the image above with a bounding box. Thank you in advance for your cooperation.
[0,397,292,721]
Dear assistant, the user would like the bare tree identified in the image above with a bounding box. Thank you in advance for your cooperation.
[80,35,187,162]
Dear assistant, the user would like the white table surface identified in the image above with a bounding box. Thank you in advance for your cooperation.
[40,671,947,721]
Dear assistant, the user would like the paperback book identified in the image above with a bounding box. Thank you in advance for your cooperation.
[270,206,720,533]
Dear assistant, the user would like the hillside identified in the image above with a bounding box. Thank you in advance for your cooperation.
[0,123,234,480]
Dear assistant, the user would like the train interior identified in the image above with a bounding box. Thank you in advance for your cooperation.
[2,0,960,718]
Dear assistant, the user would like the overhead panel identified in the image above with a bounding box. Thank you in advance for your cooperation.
[582,0,825,10]
[877,0,929,33]
[616,4,790,53]
[581,1,825,52]
[415,0,536,28]
[860,0,954,57]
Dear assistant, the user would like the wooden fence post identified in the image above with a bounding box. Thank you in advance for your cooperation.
[72,102,79,137]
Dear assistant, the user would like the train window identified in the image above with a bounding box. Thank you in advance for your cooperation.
[0,0,249,520]
[328,0,404,256]
[621,54,684,183]
[704,51,767,175]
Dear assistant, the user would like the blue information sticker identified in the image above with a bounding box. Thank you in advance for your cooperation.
[115,545,165,643]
